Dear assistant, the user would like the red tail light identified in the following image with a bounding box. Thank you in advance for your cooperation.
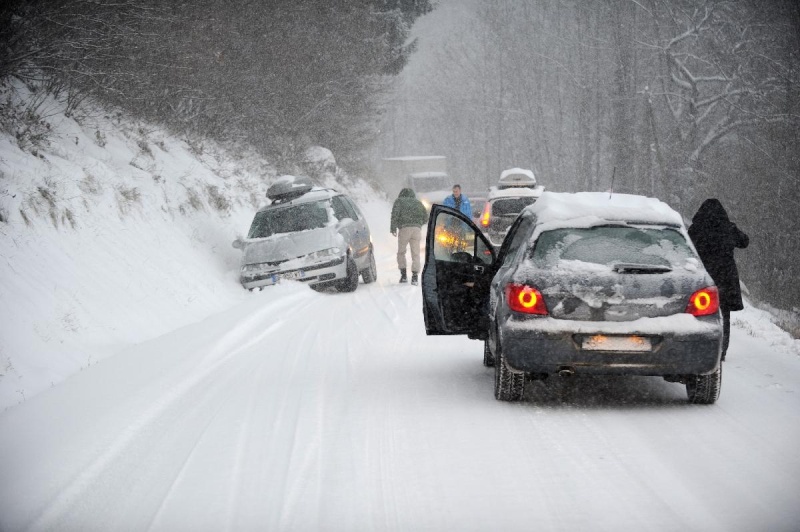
[506,284,548,315]
[480,202,491,227]
[686,287,719,316]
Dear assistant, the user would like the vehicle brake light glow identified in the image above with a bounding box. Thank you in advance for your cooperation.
[480,203,491,227]
[686,287,719,316]
[436,229,459,247]
[506,284,548,315]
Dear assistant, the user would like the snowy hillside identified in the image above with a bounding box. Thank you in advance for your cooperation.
[0,83,382,410]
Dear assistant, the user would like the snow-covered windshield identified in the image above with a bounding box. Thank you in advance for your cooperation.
[530,226,694,269]
[491,197,537,216]
[247,200,330,238]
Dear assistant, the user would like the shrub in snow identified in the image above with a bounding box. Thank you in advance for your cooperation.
[206,185,231,214]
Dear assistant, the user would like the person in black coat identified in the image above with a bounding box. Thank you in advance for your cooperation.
[688,199,749,360]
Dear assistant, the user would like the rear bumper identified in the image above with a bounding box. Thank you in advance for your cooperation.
[485,227,507,247]
[240,256,346,289]
[499,315,722,376]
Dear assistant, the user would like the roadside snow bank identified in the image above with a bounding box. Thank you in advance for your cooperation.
[734,305,800,357]
[0,85,378,410]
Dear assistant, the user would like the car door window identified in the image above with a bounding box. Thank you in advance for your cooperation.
[497,213,535,264]
[433,211,492,264]
[341,197,360,221]
[331,196,351,221]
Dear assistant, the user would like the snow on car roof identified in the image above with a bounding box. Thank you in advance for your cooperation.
[529,191,684,228]
[500,167,536,181]
[409,171,449,178]
[488,185,545,199]
[273,174,313,188]
[266,174,316,200]
[384,155,446,161]
[258,186,337,211]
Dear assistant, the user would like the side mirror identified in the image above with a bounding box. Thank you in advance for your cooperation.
[232,238,243,249]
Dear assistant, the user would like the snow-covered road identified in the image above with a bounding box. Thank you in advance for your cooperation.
[1,239,799,531]
[1,87,797,531]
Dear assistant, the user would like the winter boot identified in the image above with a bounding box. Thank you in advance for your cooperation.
[399,268,408,283]
[411,272,419,285]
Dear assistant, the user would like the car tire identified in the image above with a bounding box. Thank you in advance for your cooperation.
[494,347,524,401]
[483,339,495,367]
[361,248,377,284]
[337,256,359,293]
[686,363,722,404]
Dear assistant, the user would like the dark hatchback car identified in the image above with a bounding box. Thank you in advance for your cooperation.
[422,191,723,404]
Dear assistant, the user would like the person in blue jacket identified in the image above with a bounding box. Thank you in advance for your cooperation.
[442,184,472,217]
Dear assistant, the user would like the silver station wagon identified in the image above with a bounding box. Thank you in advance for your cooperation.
[234,176,376,292]
[422,191,723,404]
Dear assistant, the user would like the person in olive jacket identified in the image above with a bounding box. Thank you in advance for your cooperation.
[390,188,428,284]
[688,199,749,360]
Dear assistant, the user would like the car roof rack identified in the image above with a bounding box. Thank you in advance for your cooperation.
[267,175,315,203]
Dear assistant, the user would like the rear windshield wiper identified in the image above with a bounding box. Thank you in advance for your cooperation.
[612,263,672,274]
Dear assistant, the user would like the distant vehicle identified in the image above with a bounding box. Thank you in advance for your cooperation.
[422,191,723,404]
[466,194,487,225]
[479,168,545,246]
[381,156,450,212]
[233,176,376,292]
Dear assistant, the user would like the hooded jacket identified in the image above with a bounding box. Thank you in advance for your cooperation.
[688,199,749,311]
[390,188,428,232]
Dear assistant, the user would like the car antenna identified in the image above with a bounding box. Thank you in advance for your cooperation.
[609,166,616,199]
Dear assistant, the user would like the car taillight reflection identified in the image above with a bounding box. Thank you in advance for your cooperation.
[685,286,719,316]
[480,203,491,227]
[506,284,548,315]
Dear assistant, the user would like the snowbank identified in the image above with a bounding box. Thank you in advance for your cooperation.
[0,83,374,410]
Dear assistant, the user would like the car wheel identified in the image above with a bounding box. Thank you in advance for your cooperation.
[361,248,377,284]
[686,363,722,404]
[494,346,524,401]
[483,339,495,367]
[337,256,359,293]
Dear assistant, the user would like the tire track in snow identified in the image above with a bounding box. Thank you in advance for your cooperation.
[151,293,324,530]
[143,390,238,532]
[273,294,364,529]
[270,285,411,530]
[497,383,712,529]
[27,291,315,531]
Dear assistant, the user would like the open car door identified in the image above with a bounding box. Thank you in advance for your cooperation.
[422,205,496,337]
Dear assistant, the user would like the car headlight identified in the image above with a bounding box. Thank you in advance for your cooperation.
[306,247,342,262]
[242,262,268,273]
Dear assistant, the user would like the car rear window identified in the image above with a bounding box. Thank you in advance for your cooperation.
[470,199,486,215]
[491,197,537,216]
[248,200,331,238]
[530,226,694,268]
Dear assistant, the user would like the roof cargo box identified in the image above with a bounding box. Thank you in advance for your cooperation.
[498,168,536,189]
[267,175,315,202]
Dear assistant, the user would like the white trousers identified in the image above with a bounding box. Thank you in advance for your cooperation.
[396,226,421,273]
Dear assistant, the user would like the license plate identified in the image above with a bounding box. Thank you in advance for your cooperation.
[582,335,652,352]
[271,270,304,283]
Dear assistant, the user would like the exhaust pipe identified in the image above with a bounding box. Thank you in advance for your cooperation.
[557,366,575,377]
